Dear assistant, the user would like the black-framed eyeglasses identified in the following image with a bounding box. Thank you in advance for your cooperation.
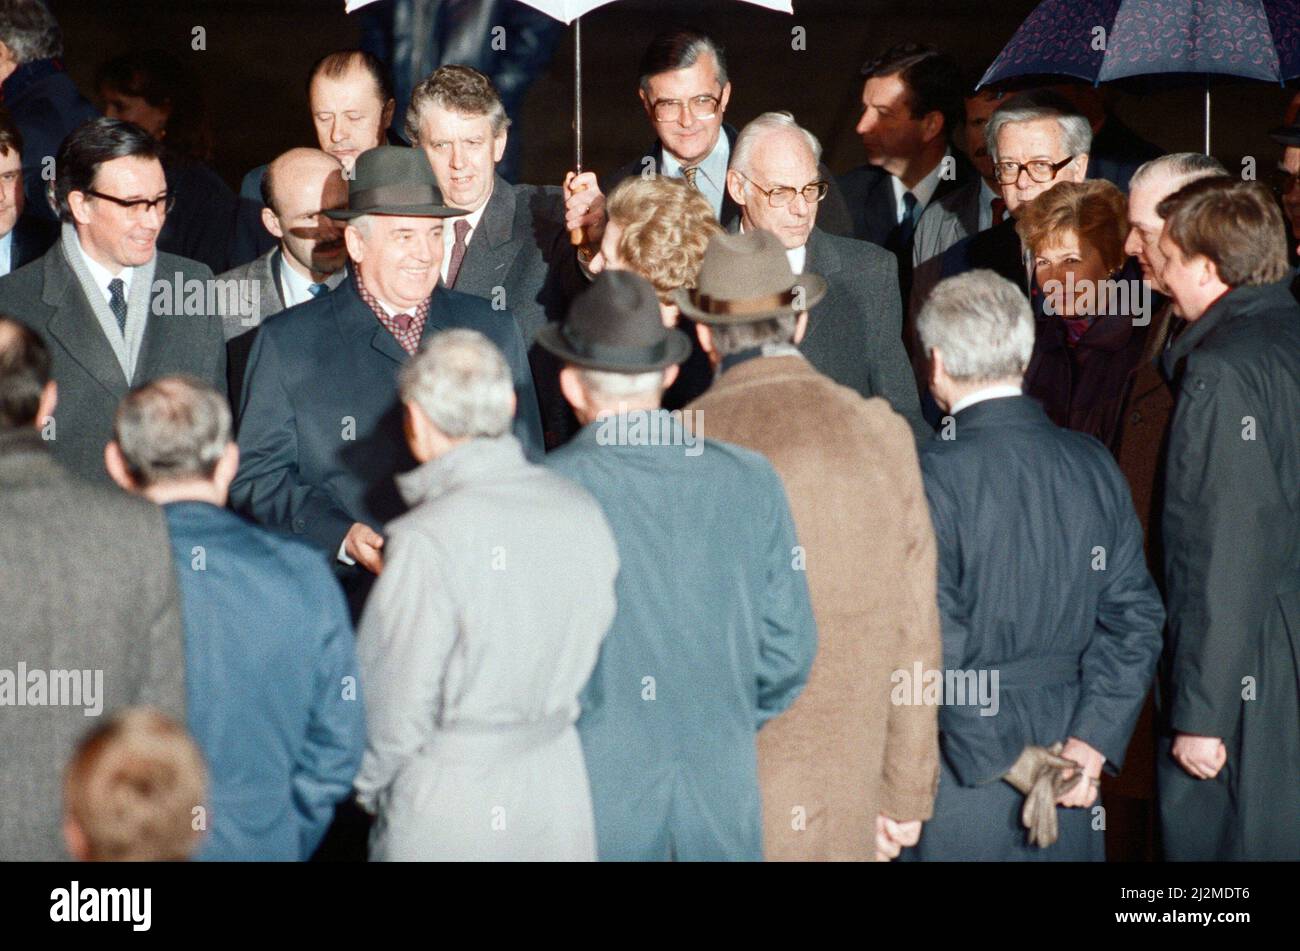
[993,155,1076,186]
[82,189,176,216]
[737,173,829,208]
[651,94,721,123]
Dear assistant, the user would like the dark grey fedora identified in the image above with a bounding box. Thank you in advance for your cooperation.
[674,229,827,325]
[536,270,692,373]
[325,145,467,220]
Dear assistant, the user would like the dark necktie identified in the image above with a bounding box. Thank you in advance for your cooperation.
[445,218,471,288]
[108,278,128,336]
[890,191,918,257]
[682,166,699,189]
[308,282,327,297]
[991,196,1007,226]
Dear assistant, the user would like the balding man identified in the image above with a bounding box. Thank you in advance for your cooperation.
[218,148,348,401]
[728,111,927,438]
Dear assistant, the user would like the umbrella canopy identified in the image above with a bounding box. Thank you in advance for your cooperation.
[981,0,1300,87]
[348,0,792,19]
[978,0,1300,152]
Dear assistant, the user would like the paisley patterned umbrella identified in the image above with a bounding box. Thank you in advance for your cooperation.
[978,0,1300,152]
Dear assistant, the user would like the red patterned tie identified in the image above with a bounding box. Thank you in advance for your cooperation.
[992,197,1007,226]
[445,218,471,288]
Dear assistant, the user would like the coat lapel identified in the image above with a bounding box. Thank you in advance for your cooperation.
[801,229,840,344]
[40,246,129,400]
[453,178,516,292]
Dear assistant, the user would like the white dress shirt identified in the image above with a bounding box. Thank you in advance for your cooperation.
[439,199,489,284]
[278,252,346,309]
[76,240,135,305]
[0,229,12,278]
[661,131,731,220]
[950,383,1023,416]
[890,148,952,224]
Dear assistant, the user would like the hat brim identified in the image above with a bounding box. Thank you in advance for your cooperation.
[673,273,828,325]
[325,204,469,220]
[535,322,693,374]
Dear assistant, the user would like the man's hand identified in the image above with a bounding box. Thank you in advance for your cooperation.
[1171,733,1227,780]
[344,522,385,574]
[874,814,922,861]
[1056,736,1105,808]
[564,170,605,245]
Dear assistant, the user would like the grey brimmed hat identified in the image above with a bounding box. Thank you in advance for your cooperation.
[325,145,467,220]
[674,229,827,325]
[536,270,692,373]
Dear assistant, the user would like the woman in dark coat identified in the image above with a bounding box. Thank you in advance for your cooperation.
[97,50,236,274]
[1020,180,1149,449]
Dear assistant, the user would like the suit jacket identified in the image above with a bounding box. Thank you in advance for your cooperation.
[802,227,929,438]
[687,355,940,861]
[0,245,226,484]
[837,150,976,250]
[163,501,364,861]
[9,213,58,272]
[216,248,287,401]
[0,430,186,861]
[937,217,1028,292]
[545,412,816,860]
[2,61,98,221]
[912,179,983,267]
[909,396,1164,861]
[229,272,543,609]
[1156,280,1300,860]
[602,123,855,238]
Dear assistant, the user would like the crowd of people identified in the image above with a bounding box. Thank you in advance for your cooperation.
[0,0,1297,863]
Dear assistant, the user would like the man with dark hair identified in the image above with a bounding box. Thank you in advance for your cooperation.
[0,0,97,221]
[230,49,399,268]
[602,28,852,237]
[105,375,365,861]
[1152,177,1300,861]
[0,105,55,275]
[0,317,186,861]
[838,42,976,293]
[231,146,542,617]
[0,117,225,484]
[218,147,348,400]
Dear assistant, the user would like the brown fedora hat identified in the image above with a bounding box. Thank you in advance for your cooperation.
[674,229,827,325]
[325,145,467,219]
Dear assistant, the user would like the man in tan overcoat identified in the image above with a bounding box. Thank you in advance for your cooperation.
[681,229,941,861]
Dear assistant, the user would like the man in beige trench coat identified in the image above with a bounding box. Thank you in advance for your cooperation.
[683,229,942,861]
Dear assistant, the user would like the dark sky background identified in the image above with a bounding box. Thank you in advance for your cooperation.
[49,0,1298,189]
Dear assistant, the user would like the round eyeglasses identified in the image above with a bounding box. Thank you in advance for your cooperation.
[738,174,830,208]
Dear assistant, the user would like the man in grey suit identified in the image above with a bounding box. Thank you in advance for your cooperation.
[0,117,225,484]
[727,111,928,438]
[219,148,348,402]
[0,318,186,861]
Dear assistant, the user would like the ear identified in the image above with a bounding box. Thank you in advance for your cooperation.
[68,190,93,226]
[793,310,810,345]
[212,442,239,496]
[928,348,945,389]
[1072,153,1089,181]
[36,380,57,429]
[492,127,508,164]
[103,441,136,493]
[343,223,366,263]
[695,321,714,355]
[1198,254,1221,288]
[261,206,284,240]
[920,110,945,145]
[64,815,91,862]
[662,363,680,390]
[381,98,397,134]
[638,87,653,119]
[726,169,748,207]
[559,366,587,417]
[718,81,732,115]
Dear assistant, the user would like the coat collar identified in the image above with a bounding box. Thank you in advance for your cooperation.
[1161,279,1298,377]
[473,175,516,250]
[396,433,527,507]
[709,353,816,395]
[0,427,61,485]
[945,393,1049,432]
[802,227,841,278]
[338,268,459,364]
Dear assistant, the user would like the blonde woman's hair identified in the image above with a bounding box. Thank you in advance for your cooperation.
[606,175,722,302]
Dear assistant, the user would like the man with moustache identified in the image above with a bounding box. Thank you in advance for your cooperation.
[219,148,348,402]
[0,117,224,484]
[603,28,852,237]
[230,146,541,617]
[727,111,927,438]
[230,50,399,267]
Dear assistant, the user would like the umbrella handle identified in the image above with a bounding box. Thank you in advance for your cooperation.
[570,15,586,246]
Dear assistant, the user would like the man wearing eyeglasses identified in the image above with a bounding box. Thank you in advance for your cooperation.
[603,28,853,238]
[1268,106,1300,270]
[936,91,1092,298]
[0,117,225,485]
[728,112,927,440]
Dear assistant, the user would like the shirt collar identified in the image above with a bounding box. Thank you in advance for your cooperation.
[891,148,951,220]
[278,250,346,306]
[951,383,1022,416]
[74,233,135,299]
[661,131,730,193]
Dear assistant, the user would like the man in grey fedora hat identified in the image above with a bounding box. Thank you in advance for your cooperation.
[682,228,942,862]
[231,144,542,618]
[540,269,817,861]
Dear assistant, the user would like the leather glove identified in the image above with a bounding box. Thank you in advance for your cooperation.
[1002,742,1081,848]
